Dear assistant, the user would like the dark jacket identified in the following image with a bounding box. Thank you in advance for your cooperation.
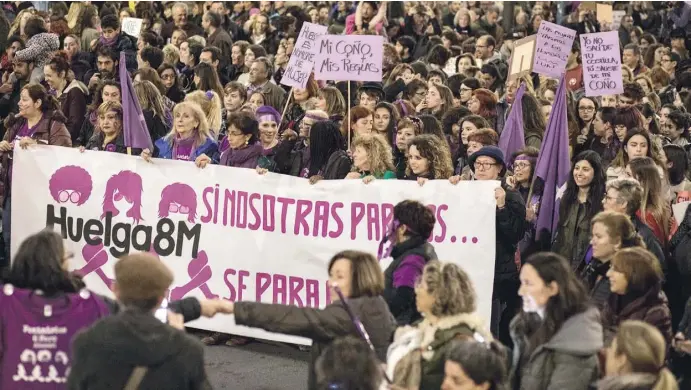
[601,288,673,346]
[670,205,691,304]
[67,309,211,390]
[0,111,72,203]
[509,308,603,390]
[234,296,396,390]
[322,150,352,180]
[206,27,234,69]
[632,216,667,273]
[162,22,204,44]
[553,200,595,269]
[494,182,526,301]
[577,258,612,311]
[383,238,437,326]
[58,79,88,144]
[85,130,142,156]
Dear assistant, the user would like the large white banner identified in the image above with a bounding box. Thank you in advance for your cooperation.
[12,147,497,345]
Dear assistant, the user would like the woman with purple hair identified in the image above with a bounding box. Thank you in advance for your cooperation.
[255,105,281,172]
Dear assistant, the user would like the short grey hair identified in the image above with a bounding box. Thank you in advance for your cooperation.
[173,2,189,14]
[606,178,643,215]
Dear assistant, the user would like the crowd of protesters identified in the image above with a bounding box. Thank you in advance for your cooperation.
[2,1,691,389]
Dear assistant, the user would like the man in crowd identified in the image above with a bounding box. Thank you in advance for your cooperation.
[248,57,285,111]
[200,46,229,85]
[203,11,233,71]
[68,253,213,389]
[162,2,204,43]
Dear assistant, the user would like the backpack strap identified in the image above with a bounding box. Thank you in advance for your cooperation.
[123,366,148,390]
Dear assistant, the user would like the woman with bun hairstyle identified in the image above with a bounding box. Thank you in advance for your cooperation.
[0,83,71,263]
[598,320,678,390]
[509,252,603,390]
[442,340,508,390]
[602,247,672,345]
[43,51,88,144]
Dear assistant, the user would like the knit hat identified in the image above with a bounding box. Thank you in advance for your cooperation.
[255,105,281,124]
[468,146,506,176]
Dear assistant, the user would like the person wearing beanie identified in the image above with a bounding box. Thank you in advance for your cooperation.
[358,82,384,111]
[451,145,526,347]
[255,105,281,172]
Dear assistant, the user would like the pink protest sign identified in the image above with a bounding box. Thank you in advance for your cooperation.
[580,31,624,97]
[314,35,384,82]
[533,21,577,77]
[281,22,327,89]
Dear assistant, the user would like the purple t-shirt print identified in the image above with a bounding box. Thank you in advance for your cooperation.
[173,136,195,161]
[0,284,109,389]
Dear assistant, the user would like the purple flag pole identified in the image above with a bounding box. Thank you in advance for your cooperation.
[532,74,571,242]
[498,82,526,166]
[119,52,153,153]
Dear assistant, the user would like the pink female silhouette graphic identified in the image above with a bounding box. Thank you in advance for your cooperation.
[158,183,198,223]
[76,242,113,290]
[170,251,218,300]
[101,171,144,224]
[48,166,93,205]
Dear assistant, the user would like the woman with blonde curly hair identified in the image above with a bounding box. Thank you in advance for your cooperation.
[406,134,454,185]
[141,101,217,164]
[185,90,223,140]
[387,260,493,390]
[346,134,396,183]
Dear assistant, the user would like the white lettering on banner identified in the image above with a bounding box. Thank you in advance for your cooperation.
[12,147,496,345]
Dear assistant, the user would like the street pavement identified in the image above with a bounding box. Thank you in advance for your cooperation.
[204,341,310,389]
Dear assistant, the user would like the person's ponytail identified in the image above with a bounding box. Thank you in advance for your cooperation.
[653,368,678,390]
[622,232,645,249]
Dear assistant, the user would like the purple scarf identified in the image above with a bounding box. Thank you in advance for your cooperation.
[220,143,262,168]
[98,34,117,48]
[172,134,197,161]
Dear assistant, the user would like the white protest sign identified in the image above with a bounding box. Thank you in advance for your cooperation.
[580,31,624,97]
[612,10,626,30]
[281,22,327,89]
[533,21,577,78]
[12,147,497,345]
[314,35,384,82]
[121,17,143,38]
[508,35,537,81]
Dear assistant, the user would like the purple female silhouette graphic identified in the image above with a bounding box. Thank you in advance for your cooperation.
[101,170,144,224]
[48,166,93,205]
[170,250,218,300]
[158,183,198,223]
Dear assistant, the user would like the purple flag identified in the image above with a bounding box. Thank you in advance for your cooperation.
[119,52,153,151]
[498,83,526,165]
[533,74,571,242]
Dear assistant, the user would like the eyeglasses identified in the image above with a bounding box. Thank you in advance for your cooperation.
[513,162,531,170]
[474,161,497,170]
[460,87,473,92]
[228,131,245,137]
[579,106,595,112]
[58,190,81,204]
[169,203,190,213]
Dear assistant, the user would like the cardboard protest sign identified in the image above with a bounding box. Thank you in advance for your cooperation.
[533,21,577,78]
[121,17,143,37]
[507,35,537,82]
[612,10,626,30]
[581,31,624,97]
[314,35,384,82]
[597,4,613,24]
[281,22,327,89]
[579,2,597,12]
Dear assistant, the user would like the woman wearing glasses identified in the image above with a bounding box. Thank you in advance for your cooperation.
[157,63,184,103]
[574,96,598,156]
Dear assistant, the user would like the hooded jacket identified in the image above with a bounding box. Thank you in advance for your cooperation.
[234,295,396,390]
[59,79,88,144]
[509,307,604,390]
[67,309,211,390]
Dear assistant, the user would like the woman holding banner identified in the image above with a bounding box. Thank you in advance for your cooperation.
[218,250,396,390]
[141,101,217,164]
[82,101,141,155]
[0,83,72,266]
[347,134,396,183]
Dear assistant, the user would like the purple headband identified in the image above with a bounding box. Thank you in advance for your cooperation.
[394,99,408,117]
[377,219,400,260]
[205,90,214,100]
[514,154,537,165]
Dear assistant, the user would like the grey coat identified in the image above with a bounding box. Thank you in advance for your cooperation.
[509,307,604,390]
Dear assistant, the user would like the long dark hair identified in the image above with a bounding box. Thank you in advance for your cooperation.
[559,150,605,221]
[6,229,83,296]
[522,253,589,354]
[374,101,398,146]
[5,83,66,129]
[194,62,224,101]
[309,120,346,177]
[521,93,545,141]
